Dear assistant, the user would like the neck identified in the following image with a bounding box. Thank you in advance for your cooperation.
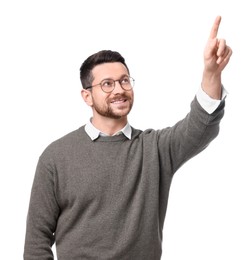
[91,115,128,136]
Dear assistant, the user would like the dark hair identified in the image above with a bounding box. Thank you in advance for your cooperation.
[80,50,130,89]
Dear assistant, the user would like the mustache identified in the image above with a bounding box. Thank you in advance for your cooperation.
[107,93,132,103]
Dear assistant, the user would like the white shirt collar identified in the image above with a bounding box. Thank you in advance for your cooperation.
[85,119,132,141]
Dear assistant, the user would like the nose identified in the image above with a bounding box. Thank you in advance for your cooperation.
[112,80,124,93]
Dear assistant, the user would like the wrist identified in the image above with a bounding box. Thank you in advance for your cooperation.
[201,70,222,100]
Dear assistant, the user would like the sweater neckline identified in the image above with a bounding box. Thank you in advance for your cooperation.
[80,126,128,142]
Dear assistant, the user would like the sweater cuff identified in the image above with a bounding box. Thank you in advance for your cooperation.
[196,86,228,114]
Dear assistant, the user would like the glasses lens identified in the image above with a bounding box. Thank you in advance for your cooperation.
[121,77,134,91]
[100,77,135,93]
[101,79,115,93]
[129,77,135,88]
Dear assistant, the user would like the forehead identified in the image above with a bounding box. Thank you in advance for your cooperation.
[92,62,129,81]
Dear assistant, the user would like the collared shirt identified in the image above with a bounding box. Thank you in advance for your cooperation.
[196,86,228,114]
[85,120,132,141]
[85,87,227,141]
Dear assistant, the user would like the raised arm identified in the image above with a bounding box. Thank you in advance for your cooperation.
[201,16,232,99]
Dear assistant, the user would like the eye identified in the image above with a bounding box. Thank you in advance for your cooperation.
[101,79,114,87]
[121,77,130,84]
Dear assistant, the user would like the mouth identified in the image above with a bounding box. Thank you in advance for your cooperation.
[110,98,127,104]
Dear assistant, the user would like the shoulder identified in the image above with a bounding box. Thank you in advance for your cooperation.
[131,126,171,141]
[39,126,87,160]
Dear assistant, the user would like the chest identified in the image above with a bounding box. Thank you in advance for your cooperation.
[55,140,160,211]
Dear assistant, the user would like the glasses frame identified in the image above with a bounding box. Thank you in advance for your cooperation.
[85,76,135,93]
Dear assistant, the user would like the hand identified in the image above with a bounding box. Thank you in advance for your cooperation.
[201,16,232,99]
[204,16,232,75]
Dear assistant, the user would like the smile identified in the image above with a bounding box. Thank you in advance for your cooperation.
[111,98,127,104]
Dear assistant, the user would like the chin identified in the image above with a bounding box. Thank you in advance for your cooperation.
[109,113,128,120]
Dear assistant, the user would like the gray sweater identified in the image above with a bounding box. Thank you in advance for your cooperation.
[24,98,225,260]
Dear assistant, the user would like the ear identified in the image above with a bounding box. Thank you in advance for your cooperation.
[81,89,93,106]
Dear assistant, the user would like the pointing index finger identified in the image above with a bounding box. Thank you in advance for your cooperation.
[209,16,222,39]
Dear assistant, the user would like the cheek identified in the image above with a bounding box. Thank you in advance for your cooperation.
[91,92,109,107]
[129,91,134,102]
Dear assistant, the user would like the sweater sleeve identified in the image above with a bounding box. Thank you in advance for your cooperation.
[24,154,60,259]
[157,96,225,175]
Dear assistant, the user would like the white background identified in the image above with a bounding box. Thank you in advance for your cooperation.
[1,0,251,259]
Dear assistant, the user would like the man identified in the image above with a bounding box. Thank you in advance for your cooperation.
[24,16,232,259]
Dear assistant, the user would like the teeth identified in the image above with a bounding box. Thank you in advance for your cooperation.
[112,99,125,103]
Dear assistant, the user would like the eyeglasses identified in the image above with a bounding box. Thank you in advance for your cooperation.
[85,76,135,93]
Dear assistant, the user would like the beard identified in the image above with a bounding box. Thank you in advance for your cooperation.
[92,94,133,119]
